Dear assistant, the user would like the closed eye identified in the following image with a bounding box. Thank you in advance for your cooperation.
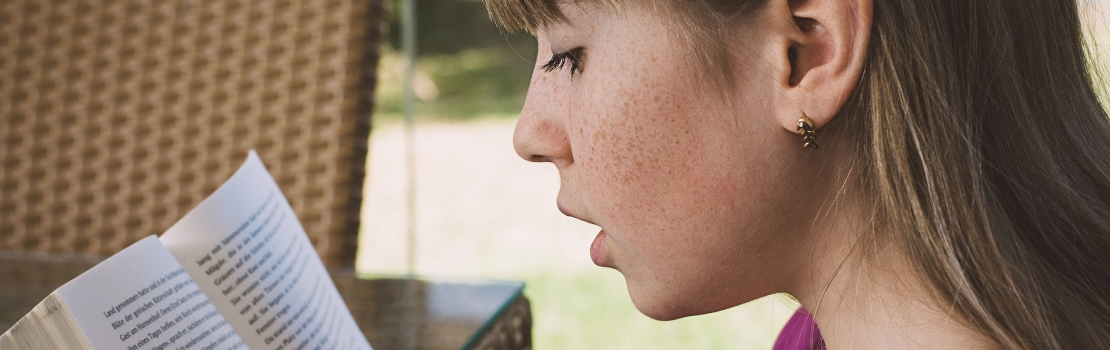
[541,48,584,76]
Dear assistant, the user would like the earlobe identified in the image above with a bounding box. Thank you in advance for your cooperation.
[773,0,872,133]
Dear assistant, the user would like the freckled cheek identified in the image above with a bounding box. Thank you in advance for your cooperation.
[575,87,710,228]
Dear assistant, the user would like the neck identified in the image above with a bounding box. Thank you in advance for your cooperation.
[783,196,994,349]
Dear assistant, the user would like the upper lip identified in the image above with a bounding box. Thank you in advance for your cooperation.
[558,202,597,226]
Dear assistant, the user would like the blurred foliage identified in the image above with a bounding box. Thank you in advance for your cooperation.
[384,0,535,55]
[375,0,537,121]
[376,46,535,120]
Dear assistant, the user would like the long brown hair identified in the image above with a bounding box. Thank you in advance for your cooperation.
[854,1,1110,348]
[485,0,1110,348]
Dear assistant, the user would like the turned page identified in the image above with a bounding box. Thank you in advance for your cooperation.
[159,152,372,350]
[55,236,245,350]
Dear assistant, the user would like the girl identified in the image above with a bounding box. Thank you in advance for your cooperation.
[487,0,1110,348]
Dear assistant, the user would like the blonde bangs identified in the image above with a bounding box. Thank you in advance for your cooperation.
[485,0,562,33]
[485,0,627,33]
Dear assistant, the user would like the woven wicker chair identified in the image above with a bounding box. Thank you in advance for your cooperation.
[0,0,377,267]
[0,1,533,348]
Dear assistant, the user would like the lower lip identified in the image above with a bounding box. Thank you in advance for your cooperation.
[590,230,608,267]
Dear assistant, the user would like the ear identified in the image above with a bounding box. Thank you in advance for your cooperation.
[768,0,872,132]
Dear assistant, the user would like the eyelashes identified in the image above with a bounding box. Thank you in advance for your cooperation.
[541,48,584,76]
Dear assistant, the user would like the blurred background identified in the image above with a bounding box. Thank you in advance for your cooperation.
[357,0,1110,348]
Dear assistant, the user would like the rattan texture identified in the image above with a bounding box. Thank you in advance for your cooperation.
[0,0,381,267]
[472,296,533,350]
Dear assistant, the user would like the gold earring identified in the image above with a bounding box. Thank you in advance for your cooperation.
[797,115,817,149]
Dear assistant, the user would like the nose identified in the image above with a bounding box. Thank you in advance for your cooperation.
[513,69,573,165]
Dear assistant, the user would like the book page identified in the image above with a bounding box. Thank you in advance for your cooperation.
[0,293,92,350]
[53,236,245,350]
[159,151,372,350]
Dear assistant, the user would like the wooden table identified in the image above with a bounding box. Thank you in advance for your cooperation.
[0,253,532,350]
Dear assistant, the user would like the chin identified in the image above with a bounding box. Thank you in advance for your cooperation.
[632,299,688,321]
[624,275,768,321]
[625,281,717,321]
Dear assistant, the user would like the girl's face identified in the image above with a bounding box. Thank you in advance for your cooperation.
[514,2,818,319]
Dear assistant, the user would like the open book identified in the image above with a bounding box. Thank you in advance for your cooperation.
[0,152,373,350]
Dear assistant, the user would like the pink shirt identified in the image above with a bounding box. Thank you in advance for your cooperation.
[772,307,826,350]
